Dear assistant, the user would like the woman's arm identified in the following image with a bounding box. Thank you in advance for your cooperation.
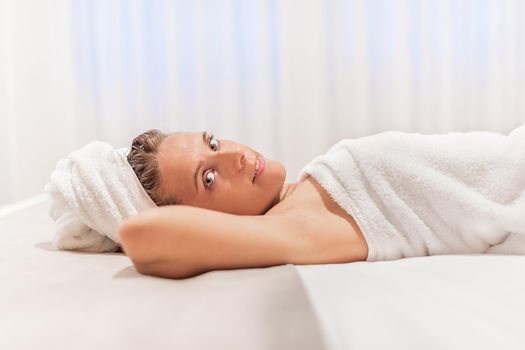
[119,205,312,279]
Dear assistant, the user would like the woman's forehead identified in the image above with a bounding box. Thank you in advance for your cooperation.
[159,133,202,167]
[157,133,201,200]
[161,132,199,151]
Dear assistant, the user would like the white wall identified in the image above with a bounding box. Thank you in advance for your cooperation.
[1,0,524,205]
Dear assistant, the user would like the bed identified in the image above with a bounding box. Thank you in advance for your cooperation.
[2,195,525,349]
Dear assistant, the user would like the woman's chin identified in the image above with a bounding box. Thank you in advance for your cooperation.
[256,160,285,185]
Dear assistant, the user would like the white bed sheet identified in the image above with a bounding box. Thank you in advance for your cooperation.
[297,254,525,350]
[4,195,525,350]
[0,196,325,350]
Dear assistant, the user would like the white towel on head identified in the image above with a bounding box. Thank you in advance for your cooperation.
[44,141,158,253]
[298,123,525,261]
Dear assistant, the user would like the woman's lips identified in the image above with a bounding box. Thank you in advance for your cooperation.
[253,157,265,183]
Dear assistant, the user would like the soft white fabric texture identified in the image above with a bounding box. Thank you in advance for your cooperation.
[298,123,525,261]
[44,141,157,252]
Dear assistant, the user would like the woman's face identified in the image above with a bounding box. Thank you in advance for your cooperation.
[156,132,286,215]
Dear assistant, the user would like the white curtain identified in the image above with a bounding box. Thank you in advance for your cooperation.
[1,0,524,205]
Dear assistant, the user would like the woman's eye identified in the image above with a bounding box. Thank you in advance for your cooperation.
[209,135,220,152]
[203,170,215,189]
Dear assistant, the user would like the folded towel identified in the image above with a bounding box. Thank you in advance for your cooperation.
[298,123,525,261]
[44,141,157,252]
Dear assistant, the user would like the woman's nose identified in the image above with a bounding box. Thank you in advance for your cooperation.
[215,148,245,172]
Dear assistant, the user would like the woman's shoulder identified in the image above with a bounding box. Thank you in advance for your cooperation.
[265,176,369,263]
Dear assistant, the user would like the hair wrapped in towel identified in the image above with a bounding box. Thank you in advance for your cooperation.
[45,141,157,253]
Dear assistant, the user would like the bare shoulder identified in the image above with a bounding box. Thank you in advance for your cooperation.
[267,176,369,264]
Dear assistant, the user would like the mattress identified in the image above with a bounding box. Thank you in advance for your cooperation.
[2,195,525,349]
[0,196,324,350]
[297,255,525,350]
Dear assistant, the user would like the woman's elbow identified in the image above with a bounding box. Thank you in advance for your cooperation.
[119,216,153,270]
[119,213,197,279]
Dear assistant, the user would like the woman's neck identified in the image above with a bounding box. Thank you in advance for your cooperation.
[263,182,299,215]
[279,182,298,202]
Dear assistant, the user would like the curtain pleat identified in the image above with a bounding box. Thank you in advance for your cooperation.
[1,0,524,205]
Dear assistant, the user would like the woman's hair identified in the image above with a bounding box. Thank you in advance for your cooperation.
[127,129,180,206]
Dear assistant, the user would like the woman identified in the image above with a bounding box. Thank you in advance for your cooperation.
[120,129,369,279]
[120,125,525,279]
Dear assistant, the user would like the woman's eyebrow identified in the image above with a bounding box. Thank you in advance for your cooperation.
[194,160,203,194]
[193,131,207,194]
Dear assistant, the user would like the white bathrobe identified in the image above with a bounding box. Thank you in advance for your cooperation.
[298,124,525,261]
